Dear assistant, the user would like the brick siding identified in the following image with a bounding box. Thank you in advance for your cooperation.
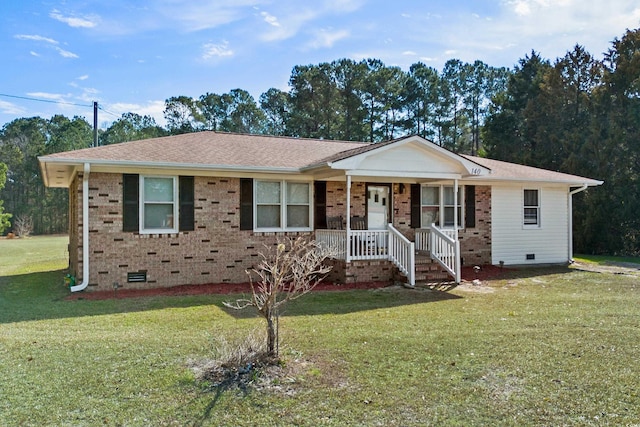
[458,186,492,265]
[70,175,492,291]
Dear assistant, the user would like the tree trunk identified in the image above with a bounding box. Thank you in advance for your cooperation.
[266,315,277,356]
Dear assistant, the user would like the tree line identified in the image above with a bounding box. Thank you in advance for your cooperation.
[0,28,638,255]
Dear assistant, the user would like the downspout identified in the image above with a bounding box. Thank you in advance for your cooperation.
[454,179,461,284]
[346,175,352,263]
[70,163,90,292]
[568,184,588,263]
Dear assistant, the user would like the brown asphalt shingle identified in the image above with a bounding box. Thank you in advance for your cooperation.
[40,132,602,185]
[43,131,368,169]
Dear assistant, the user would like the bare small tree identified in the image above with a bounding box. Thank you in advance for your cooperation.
[224,237,333,357]
[14,215,33,238]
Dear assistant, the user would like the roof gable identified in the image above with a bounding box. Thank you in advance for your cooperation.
[325,135,490,178]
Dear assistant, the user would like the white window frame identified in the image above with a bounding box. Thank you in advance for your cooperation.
[139,175,179,234]
[254,180,312,232]
[523,188,541,228]
[421,184,464,229]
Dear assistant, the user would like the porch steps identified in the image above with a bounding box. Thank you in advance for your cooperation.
[394,251,451,285]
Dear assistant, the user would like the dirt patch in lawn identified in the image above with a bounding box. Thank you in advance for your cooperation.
[65,264,506,301]
[571,260,640,276]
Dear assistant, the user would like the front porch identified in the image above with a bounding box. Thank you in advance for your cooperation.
[316,225,460,287]
[306,136,493,286]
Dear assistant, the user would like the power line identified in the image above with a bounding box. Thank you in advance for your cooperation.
[97,105,121,119]
[0,93,92,108]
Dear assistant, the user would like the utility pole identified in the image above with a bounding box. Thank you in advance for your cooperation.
[93,101,98,147]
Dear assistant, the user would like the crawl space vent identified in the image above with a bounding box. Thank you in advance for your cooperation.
[127,272,147,283]
[526,254,536,261]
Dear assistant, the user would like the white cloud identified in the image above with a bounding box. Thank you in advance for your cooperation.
[26,92,70,102]
[78,75,89,81]
[261,11,280,27]
[30,51,40,57]
[202,41,234,59]
[402,51,417,56]
[55,47,79,59]
[50,9,99,28]
[156,1,258,32]
[14,34,58,44]
[307,28,350,49]
[0,100,26,115]
[108,100,167,126]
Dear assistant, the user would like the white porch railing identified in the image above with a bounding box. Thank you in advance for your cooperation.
[429,224,461,283]
[316,223,459,286]
[316,229,388,261]
[415,228,430,252]
[348,229,388,261]
[415,228,457,252]
[388,224,415,287]
[316,229,347,259]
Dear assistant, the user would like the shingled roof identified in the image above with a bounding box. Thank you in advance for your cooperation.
[39,132,602,188]
[41,131,368,170]
[463,155,603,185]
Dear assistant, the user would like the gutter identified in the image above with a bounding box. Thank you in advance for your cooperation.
[568,184,589,263]
[70,163,90,292]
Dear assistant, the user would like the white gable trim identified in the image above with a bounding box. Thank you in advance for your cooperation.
[327,135,491,178]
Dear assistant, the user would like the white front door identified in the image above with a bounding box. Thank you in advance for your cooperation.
[367,185,390,230]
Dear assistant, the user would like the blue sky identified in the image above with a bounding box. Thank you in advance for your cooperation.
[1,0,639,129]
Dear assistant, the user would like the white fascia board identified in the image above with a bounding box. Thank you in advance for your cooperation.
[346,170,462,180]
[41,157,302,173]
[464,176,603,187]
[407,136,491,176]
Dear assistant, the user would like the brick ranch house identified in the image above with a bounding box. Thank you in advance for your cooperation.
[38,133,602,292]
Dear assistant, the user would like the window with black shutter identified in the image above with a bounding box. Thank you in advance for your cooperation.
[410,183,421,228]
[239,178,253,230]
[314,181,327,229]
[465,185,476,228]
[123,174,139,232]
[179,176,195,231]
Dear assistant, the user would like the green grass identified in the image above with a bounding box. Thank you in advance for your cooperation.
[574,253,640,265]
[1,236,640,426]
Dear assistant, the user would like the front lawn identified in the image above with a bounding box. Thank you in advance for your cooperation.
[1,237,639,425]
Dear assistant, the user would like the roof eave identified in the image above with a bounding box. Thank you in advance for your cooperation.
[467,176,604,186]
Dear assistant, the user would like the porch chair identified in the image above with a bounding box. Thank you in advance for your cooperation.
[327,216,344,230]
[350,216,377,255]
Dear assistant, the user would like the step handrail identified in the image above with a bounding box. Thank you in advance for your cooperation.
[429,224,461,283]
[388,223,415,287]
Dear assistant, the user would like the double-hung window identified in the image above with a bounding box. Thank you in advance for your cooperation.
[421,185,463,228]
[141,176,178,232]
[523,189,540,227]
[255,180,311,230]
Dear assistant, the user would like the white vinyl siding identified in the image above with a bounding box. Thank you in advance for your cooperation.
[492,185,569,265]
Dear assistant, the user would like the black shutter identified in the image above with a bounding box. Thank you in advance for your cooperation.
[123,174,139,232]
[179,176,195,231]
[465,185,476,228]
[314,181,327,230]
[410,184,421,228]
[240,178,253,230]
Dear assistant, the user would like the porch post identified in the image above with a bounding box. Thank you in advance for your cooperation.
[346,175,352,263]
[454,179,461,283]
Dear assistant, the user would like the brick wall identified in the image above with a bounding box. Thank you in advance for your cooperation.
[71,175,492,291]
[458,185,492,265]
[74,173,311,291]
